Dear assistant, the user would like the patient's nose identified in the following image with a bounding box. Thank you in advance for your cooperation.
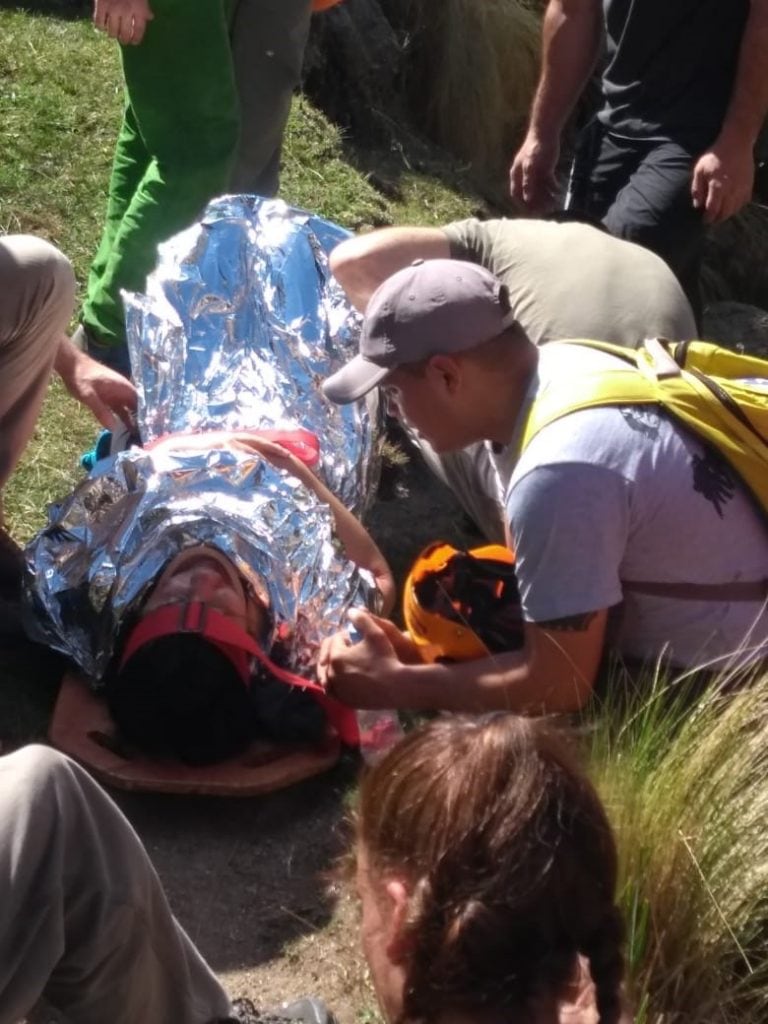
[190,565,229,599]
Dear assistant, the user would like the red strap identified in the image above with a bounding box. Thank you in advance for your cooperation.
[121,602,359,744]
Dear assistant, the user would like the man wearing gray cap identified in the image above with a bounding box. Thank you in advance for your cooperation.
[319,259,768,715]
[328,216,697,539]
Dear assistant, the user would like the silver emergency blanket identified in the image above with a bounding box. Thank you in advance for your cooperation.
[24,197,377,682]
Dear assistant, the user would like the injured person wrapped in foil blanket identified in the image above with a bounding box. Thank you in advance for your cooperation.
[23,197,392,765]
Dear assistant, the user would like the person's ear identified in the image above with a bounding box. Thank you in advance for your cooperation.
[425,354,462,394]
[383,878,411,964]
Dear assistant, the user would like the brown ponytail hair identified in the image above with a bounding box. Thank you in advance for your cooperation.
[356,714,624,1024]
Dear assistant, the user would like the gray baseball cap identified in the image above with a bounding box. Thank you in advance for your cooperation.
[323,259,516,404]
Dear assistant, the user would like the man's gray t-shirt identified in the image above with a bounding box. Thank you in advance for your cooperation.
[443,217,697,347]
[493,344,768,670]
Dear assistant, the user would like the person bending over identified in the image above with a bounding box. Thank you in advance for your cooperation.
[319,260,768,715]
[327,216,695,541]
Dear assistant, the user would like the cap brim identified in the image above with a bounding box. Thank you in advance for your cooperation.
[322,355,392,405]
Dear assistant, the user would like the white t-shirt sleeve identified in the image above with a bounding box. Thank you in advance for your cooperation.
[506,462,631,622]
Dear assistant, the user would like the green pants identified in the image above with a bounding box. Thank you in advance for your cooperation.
[83,0,239,367]
[83,0,312,371]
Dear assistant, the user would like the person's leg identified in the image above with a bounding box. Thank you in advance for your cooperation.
[0,237,75,490]
[82,0,240,367]
[565,119,643,222]
[0,745,231,1024]
[85,100,149,314]
[228,0,313,196]
[601,140,705,325]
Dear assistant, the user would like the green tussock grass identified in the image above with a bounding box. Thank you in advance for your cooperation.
[589,661,768,1023]
[398,0,541,183]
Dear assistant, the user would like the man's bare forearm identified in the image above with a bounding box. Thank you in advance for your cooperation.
[330,227,450,311]
[367,649,594,715]
[527,0,603,141]
[716,0,768,148]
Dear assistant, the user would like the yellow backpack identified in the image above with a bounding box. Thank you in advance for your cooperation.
[521,338,768,602]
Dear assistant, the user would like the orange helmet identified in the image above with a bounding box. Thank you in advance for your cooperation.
[403,541,523,663]
[312,0,342,10]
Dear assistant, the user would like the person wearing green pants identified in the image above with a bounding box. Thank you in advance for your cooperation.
[81,0,316,375]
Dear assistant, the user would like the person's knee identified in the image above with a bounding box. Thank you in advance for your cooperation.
[6,236,75,309]
[43,243,77,316]
[0,237,76,343]
[5,744,77,805]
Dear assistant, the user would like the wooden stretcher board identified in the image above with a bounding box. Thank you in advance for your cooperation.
[49,673,342,796]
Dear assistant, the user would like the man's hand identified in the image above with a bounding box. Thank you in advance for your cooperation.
[55,339,137,430]
[93,0,154,46]
[318,610,421,708]
[691,139,755,224]
[510,133,561,211]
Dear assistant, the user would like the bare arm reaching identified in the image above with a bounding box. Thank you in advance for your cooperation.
[510,0,603,211]
[330,227,450,311]
[187,433,396,614]
[318,607,608,714]
[54,335,138,430]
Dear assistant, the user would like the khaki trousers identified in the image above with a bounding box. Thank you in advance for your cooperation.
[0,237,75,490]
[0,746,231,1024]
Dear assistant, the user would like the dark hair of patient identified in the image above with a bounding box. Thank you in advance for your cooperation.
[358,714,625,1024]
[105,634,254,766]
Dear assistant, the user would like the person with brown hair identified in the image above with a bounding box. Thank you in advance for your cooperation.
[0,716,624,1023]
[354,713,626,1024]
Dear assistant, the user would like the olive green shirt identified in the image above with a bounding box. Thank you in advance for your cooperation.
[443,217,697,347]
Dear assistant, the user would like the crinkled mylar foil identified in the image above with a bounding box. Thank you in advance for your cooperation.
[24,197,378,682]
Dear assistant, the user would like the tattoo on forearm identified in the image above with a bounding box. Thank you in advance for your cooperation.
[536,611,597,632]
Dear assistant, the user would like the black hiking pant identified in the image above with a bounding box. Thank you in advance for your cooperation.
[566,120,706,327]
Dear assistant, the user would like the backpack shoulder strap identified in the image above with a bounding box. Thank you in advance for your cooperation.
[523,338,768,454]
[671,339,768,380]
[521,341,661,451]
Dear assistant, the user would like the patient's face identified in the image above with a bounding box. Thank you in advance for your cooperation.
[143,545,267,638]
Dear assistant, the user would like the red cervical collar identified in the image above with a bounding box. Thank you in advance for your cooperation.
[120,601,359,745]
